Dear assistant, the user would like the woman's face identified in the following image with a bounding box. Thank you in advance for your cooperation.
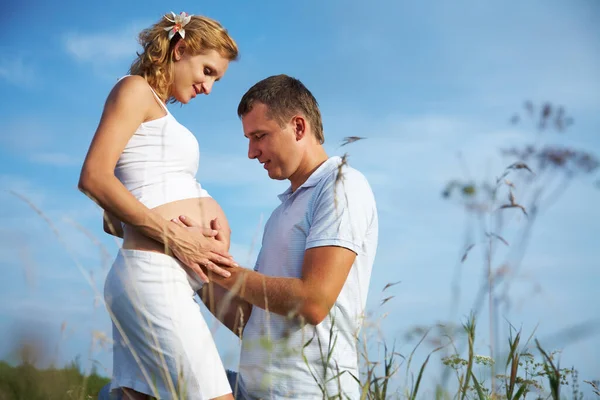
[171,46,230,104]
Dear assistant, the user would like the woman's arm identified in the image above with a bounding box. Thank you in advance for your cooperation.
[79,76,237,282]
[103,210,124,238]
[79,76,169,240]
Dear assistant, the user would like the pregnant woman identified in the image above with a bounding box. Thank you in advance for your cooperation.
[78,12,239,400]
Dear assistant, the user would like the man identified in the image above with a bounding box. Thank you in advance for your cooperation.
[190,74,379,399]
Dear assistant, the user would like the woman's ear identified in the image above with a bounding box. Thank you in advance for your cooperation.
[173,39,186,61]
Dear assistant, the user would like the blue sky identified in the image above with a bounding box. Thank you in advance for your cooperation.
[1,0,599,396]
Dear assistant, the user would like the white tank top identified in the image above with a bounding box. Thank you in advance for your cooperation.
[114,76,210,209]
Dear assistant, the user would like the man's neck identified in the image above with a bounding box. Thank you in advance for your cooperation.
[289,147,329,192]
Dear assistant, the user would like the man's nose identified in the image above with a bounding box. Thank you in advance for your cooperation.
[248,143,260,159]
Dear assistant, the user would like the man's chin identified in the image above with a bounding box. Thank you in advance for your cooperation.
[267,170,286,181]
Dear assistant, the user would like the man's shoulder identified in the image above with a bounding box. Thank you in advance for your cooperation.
[320,161,373,195]
[309,161,376,216]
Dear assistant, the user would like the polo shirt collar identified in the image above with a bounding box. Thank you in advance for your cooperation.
[277,156,342,202]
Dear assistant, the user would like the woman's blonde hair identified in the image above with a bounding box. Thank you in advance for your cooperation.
[129,13,238,103]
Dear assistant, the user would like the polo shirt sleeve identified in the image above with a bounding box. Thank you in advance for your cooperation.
[305,168,375,255]
[253,247,262,272]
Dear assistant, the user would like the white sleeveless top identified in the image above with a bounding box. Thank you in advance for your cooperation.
[114,76,210,209]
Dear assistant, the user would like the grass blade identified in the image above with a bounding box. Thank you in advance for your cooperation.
[470,372,486,400]
[409,353,431,400]
[513,383,528,400]
[536,339,561,400]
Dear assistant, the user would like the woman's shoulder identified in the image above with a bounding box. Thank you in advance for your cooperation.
[106,75,156,109]
[113,75,153,95]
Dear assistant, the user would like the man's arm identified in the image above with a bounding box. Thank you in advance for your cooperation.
[192,215,252,337]
[211,167,375,325]
[199,282,252,337]
[211,245,356,326]
[181,165,374,326]
[173,215,347,328]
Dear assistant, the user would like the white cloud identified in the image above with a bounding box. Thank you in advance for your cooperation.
[0,120,54,154]
[64,23,146,64]
[29,152,82,167]
[0,119,84,167]
[324,112,510,187]
[0,56,36,86]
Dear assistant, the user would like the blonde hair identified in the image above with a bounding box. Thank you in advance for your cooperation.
[129,13,238,103]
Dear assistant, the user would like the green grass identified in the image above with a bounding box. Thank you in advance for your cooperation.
[0,360,109,400]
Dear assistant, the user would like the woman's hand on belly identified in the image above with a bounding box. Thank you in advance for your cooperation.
[169,216,238,284]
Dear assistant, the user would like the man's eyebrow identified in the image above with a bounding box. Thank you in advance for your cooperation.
[244,130,264,138]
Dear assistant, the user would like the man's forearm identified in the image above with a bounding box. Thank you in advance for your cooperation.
[199,281,252,337]
[211,267,313,322]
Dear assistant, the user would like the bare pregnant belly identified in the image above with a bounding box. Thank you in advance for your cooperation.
[122,197,227,253]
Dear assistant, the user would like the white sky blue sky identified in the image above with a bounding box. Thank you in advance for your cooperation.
[1,0,599,396]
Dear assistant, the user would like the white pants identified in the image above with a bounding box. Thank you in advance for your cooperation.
[104,249,231,399]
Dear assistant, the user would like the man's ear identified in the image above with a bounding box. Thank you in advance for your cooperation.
[292,116,307,141]
[173,39,187,61]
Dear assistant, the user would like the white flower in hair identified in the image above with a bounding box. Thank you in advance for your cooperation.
[164,11,193,40]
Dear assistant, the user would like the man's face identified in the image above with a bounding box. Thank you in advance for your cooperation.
[242,102,301,181]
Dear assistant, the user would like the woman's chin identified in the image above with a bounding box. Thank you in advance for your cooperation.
[173,93,192,104]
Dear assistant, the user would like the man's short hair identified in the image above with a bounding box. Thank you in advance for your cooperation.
[237,74,324,144]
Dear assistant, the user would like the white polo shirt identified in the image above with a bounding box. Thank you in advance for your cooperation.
[238,156,379,399]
